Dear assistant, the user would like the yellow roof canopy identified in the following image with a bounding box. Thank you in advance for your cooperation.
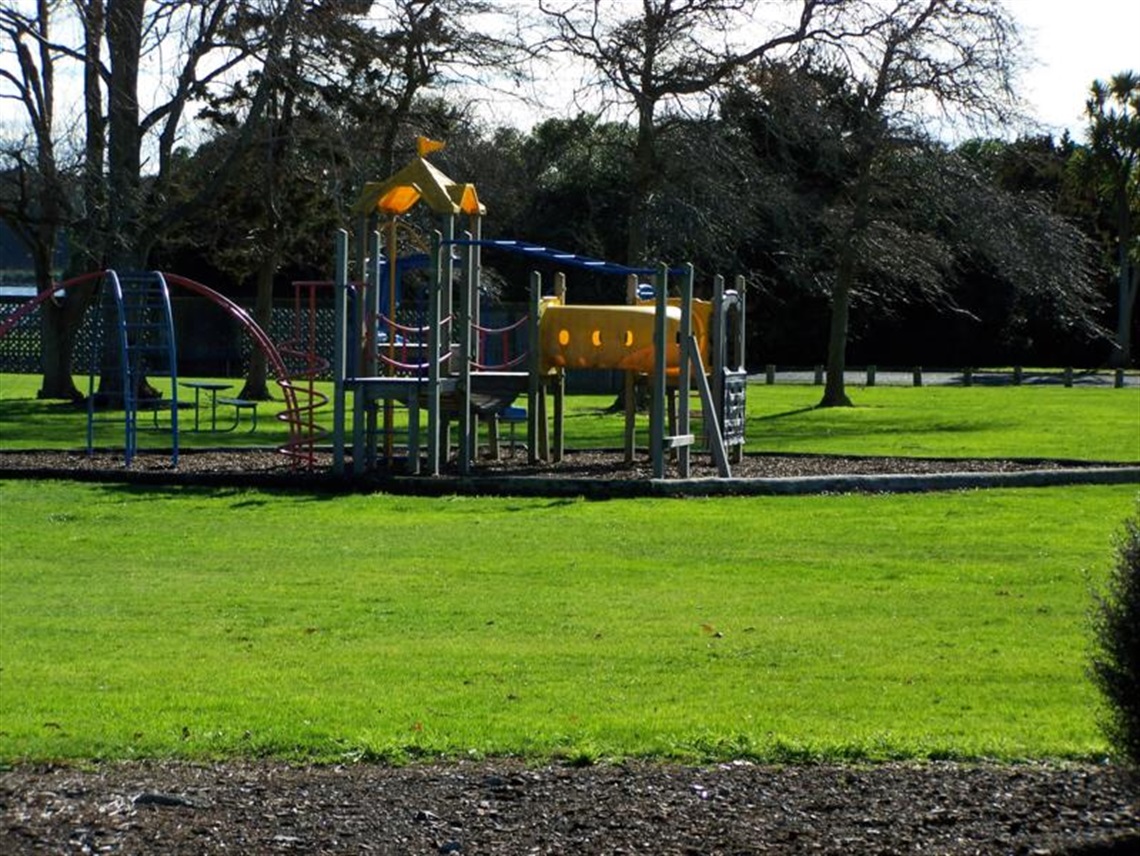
[352,157,485,217]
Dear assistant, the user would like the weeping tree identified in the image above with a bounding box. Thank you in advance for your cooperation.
[177,0,523,399]
[184,0,371,401]
[724,52,1104,393]
[797,0,1054,406]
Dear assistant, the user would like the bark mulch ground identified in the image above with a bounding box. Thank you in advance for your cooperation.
[2,759,1138,855]
[2,448,1137,497]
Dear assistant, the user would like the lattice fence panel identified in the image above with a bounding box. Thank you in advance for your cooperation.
[0,299,100,375]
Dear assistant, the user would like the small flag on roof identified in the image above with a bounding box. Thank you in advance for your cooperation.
[416,136,446,158]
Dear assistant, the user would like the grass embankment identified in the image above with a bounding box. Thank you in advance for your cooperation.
[1,480,1136,764]
[2,372,1139,461]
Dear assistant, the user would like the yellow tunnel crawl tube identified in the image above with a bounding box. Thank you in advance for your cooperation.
[538,299,711,374]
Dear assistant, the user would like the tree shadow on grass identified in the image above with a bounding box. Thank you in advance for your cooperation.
[92,482,343,505]
[753,406,819,421]
[0,398,85,415]
[748,403,1009,445]
[503,498,582,512]
[0,399,92,447]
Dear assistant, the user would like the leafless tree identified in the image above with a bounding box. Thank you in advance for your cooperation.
[535,0,836,266]
[1,0,306,400]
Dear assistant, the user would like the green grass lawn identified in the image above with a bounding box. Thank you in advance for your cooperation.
[742,385,1140,460]
[2,372,1138,765]
[563,384,1140,460]
[1,479,1136,764]
[2,373,1139,462]
[0,373,289,451]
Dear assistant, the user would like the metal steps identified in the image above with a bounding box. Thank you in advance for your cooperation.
[86,271,179,466]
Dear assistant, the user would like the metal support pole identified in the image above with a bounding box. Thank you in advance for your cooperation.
[332,229,349,475]
[457,232,475,475]
[427,232,443,475]
[442,215,455,336]
[527,271,542,465]
[678,264,694,478]
[734,274,746,465]
[365,230,382,378]
[711,273,726,428]
[624,274,638,464]
[362,230,383,470]
[472,214,483,366]
[736,274,747,368]
[354,215,369,297]
[549,272,566,463]
[383,216,398,460]
[651,263,669,479]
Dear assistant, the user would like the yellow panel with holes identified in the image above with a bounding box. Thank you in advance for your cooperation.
[538,302,711,373]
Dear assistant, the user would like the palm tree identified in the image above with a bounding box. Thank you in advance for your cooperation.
[1078,72,1139,367]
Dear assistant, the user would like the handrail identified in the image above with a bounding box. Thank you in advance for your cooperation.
[472,353,528,371]
[472,313,529,372]
[443,237,689,278]
[472,314,528,335]
[377,313,432,337]
[161,273,307,466]
[377,352,433,373]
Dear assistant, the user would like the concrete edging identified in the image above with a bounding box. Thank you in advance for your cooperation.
[2,465,1137,499]
[386,466,1140,499]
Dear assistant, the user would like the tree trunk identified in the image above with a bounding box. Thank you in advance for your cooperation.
[1111,260,1137,368]
[39,289,94,402]
[95,0,150,405]
[240,85,291,402]
[105,0,143,269]
[625,101,658,267]
[1109,196,1136,368]
[819,254,854,408]
[239,256,276,400]
[818,133,879,408]
[26,0,103,403]
[79,0,106,273]
[25,189,86,401]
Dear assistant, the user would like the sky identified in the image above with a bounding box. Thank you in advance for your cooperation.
[473,1,1140,140]
[1003,0,1139,140]
[1,1,1136,143]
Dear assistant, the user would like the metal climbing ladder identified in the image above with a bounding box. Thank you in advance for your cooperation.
[86,270,179,466]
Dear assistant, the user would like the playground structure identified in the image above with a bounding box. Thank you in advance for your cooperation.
[331,146,748,479]
[0,143,748,480]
